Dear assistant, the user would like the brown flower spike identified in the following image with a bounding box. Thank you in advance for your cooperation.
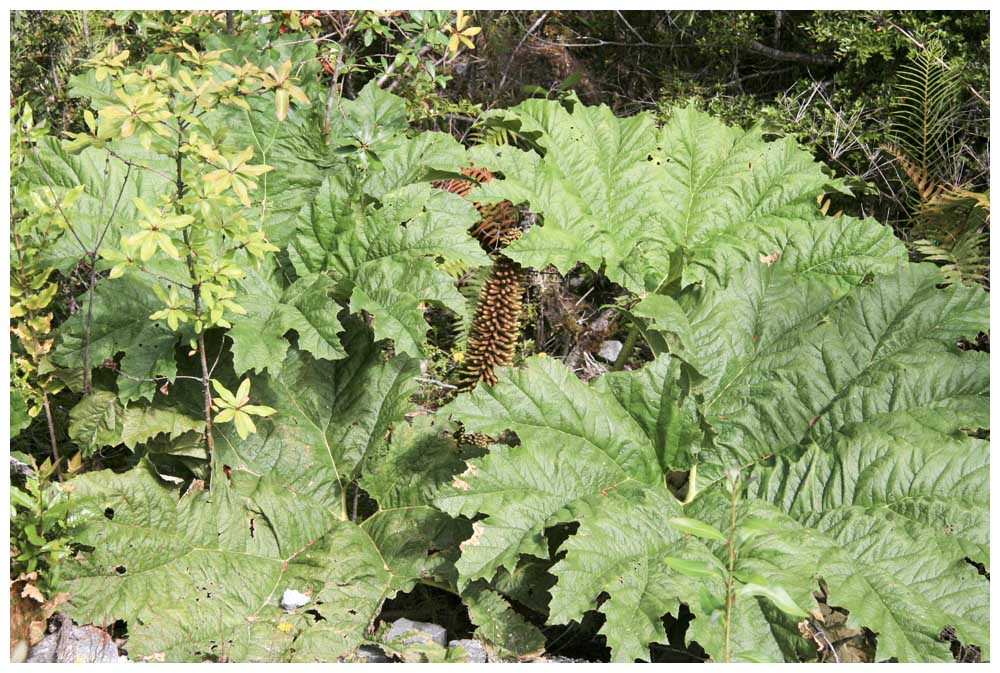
[435,166,524,388]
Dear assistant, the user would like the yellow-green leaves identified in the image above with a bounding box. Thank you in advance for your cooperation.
[668,517,726,542]
[171,68,221,110]
[28,184,85,225]
[259,60,310,121]
[86,44,130,82]
[202,145,273,207]
[176,41,229,70]
[10,267,58,322]
[199,281,247,330]
[101,244,135,280]
[211,378,275,439]
[240,230,280,258]
[446,10,481,53]
[63,109,106,153]
[218,61,265,110]
[126,198,192,261]
[149,285,189,331]
[96,85,172,150]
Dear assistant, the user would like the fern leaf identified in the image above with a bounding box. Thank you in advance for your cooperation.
[889,40,962,207]
[913,230,989,286]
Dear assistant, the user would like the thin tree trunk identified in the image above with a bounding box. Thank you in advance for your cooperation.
[195,319,215,455]
[81,10,90,50]
[175,123,214,457]
[82,254,96,393]
[324,48,344,135]
[41,394,62,481]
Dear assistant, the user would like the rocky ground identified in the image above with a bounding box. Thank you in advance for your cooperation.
[18,614,587,663]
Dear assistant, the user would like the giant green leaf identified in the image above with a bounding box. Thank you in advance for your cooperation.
[651,106,843,285]
[68,390,123,454]
[438,260,988,662]
[745,420,990,660]
[461,583,546,660]
[63,459,463,662]
[682,262,988,484]
[686,450,990,664]
[291,177,488,357]
[54,270,182,403]
[359,414,468,510]
[214,320,422,520]
[21,137,175,274]
[228,260,346,375]
[433,356,705,660]
[472,102,851,292]
[330,79,410,156]
[63,322,468,662]
[10,387,32,438]
[68,389,205,455]
[207,93,326,247]
[472,98,665,291]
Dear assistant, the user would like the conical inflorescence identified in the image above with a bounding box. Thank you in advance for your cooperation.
[459,256,524,388]
[436,166,525,388]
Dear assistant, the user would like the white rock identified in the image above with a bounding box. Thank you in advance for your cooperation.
[279,589,310,612]
[597,339,623,362]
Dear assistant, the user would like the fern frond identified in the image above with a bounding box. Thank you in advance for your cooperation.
[889,40,962,208]
[913,229,989,286]
[469,119,521,146]
[929,187,990,224]
[882,142,946,207]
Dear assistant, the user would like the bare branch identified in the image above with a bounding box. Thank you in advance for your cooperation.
[745,39,834,66]
[324,46,346,135]
[497,12,549,97]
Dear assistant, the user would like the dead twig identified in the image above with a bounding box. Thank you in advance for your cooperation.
[496,12,548,97]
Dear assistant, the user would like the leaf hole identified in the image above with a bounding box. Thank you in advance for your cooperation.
[964,557,990,580]
[114,564,127,575]
[305,608,325,622]
[104,507,115,520]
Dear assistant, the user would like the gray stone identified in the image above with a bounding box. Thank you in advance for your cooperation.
[385,618,448,648]
[279,588,310,612]
[448,639,488,663]
[10,456,34,478]
[597,340,623,362]
[355,644,392,663]
[26,622,123,663]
